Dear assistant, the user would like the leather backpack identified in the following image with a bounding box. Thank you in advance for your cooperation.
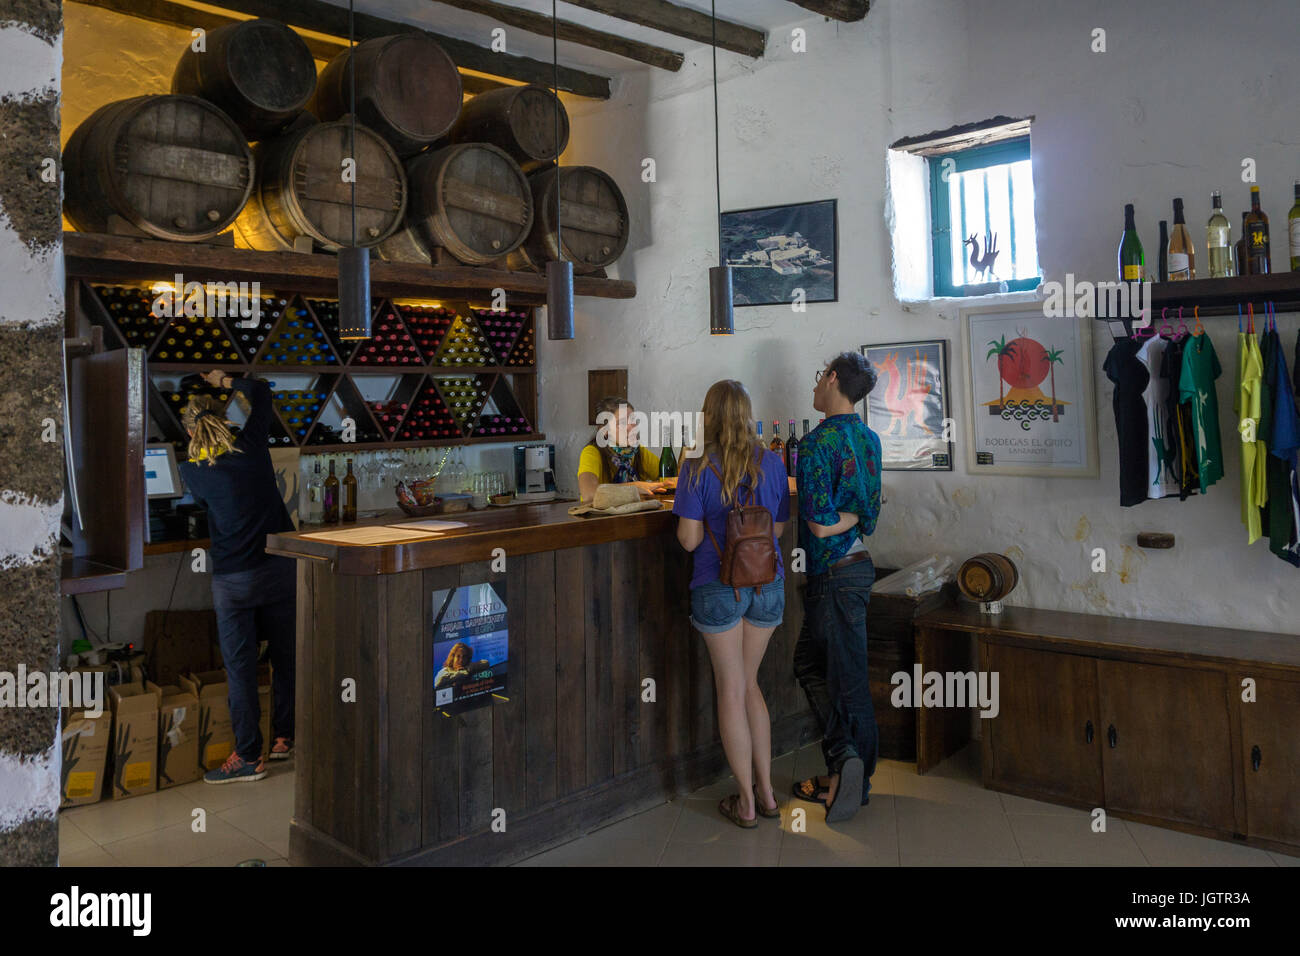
[703,457,778,601]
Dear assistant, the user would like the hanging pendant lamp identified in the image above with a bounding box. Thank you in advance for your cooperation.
[545,0,575,340]
[338,0,371,340]
[708,0,733,335]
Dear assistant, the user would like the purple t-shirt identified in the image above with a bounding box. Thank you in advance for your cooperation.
[672,448,791,588]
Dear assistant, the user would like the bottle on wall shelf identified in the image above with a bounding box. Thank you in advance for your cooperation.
[1167,198,1194,280]
[786,419,799,477]
[1118,203,1145,281]
[1237,211,1251,277]
[307,460,323,524]
[1206,191,1233,278]
[770,420,785,459]
[1288,181,1300,271]
[1157,220,1169,282]
[342,458,357,523]
[323,459,339,523]
[1244,185,1271,275]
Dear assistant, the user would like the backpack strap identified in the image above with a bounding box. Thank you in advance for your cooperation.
[704,458,743,602]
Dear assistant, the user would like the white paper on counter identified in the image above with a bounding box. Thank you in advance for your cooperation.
[388,519,469,531]
[299,526,442,545]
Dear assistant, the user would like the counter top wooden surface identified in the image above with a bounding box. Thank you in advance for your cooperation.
[266,500,679,575]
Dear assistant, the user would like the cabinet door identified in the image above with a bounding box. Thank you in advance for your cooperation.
[983,642,1103,805]
[1097,660,1234,832]
[1239,677,1300,847]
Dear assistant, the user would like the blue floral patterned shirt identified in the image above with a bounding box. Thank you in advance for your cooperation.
[795,413,882,575]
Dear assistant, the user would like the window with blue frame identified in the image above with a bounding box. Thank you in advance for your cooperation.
[929,137,1041,297]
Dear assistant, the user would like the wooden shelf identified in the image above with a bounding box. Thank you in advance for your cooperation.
[64,231,636,301]
[1150,271,1300,316]
[61,555,128,595]
[143,538,209,556]
[303,432,546,453]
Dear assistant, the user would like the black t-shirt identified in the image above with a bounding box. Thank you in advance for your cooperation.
[177,377,295,575]
[1103,338,1150,507]
[1160,337,1197,500]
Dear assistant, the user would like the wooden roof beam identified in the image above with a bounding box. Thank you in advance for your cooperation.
[561,0,766,59]
[430,0,684,71]
[786,0,870,22]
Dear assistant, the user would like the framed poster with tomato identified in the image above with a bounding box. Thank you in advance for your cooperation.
[960,303,1099,477]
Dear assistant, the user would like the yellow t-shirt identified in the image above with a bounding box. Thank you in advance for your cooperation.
[578,444,660,483]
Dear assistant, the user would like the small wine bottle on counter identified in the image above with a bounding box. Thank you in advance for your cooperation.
[323,460,339,523]
[343,458,357,523]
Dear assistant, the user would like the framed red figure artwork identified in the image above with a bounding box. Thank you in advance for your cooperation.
[861,339,953,471]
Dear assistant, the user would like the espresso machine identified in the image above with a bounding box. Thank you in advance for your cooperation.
[513,443,557,502]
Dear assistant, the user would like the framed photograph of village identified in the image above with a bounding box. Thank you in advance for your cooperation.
[861,339,953,471]
[720,199,837,306]
[960,303,1099,478]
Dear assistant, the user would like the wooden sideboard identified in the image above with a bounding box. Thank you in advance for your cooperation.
[914,604,1300,857]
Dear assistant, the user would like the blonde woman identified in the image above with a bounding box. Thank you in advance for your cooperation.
[672,380,790,827]
[177,370,296,784]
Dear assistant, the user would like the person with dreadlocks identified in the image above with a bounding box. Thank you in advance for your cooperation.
[177,369,296,784]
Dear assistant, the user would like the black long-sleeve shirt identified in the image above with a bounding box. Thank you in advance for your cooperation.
[177,376,294,574]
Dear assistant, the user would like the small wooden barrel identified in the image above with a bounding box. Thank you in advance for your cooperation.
[448,84,569,171]
[171,18,317,140]
[516,165,629,274]
[311,34,462,158]
[956,553,1020,601]
[63,94,254,242]
[405,143,533,266]
[234,118,407,253]
[375,223,431,265]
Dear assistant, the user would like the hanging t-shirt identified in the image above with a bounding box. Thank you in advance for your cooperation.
[1180,332,1224,493]
[1263,328,1300,566]
[1235,332,1267,543]
[1103,337,1150,507]
[1161,337,1198,500]
[1136,336,1178,498]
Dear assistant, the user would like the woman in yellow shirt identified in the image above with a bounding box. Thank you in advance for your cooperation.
[578,396,665,502]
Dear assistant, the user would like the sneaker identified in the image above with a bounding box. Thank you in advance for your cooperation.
[269,737,294,761]
[204,750,268,785]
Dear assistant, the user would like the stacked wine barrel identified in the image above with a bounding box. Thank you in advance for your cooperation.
[62,17,630,273]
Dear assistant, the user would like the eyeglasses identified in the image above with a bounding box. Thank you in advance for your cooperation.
[815,369,829,383]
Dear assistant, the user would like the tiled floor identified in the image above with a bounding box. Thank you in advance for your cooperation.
[59,762,293,867]
[59,745,1298,867]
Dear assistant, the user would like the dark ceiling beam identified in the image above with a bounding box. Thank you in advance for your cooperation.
[430,0,684,71]
[561,0,766,59]
[79,0,611,97]
[70,0,514,93]
[786,0,870,21]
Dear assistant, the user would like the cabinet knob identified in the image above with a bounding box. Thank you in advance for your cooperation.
[1107,724,1117,748]
[1251,745,1261,772]
[1085,720,1094,744]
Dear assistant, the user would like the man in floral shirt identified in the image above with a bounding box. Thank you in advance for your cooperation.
[792,351,883,823]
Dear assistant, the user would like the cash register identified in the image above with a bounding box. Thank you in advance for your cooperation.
[145,443,206,541]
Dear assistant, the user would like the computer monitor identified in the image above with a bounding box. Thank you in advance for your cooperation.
[144,443,184,500]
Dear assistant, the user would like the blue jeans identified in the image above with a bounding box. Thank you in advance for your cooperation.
[690,579,786,634]
[793,556,877,799]
[210,557,296,762]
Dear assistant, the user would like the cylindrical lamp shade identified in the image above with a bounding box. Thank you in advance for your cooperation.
[337,245,372,339]
[709,265,734,335]
[546,259,574,340]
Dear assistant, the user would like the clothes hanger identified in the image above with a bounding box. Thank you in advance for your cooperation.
[1247,302,1255,336]
[1158,306,1175,338]
[1175,306,1189,338]
[1192,305,1203,336]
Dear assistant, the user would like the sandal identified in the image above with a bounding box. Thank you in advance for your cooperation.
[753,786,780,819]
[791,776,831,804]
[718,794,758,829]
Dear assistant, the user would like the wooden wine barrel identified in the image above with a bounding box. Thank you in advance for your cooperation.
[448,84,569,171]
[405,143,533,266]
[234,118,407,253]
[375,221,431,265]
[956,553,1019,602]
[63,95,254,242]
[514,165,629,274]
[171,18,317,140]
[311,34,462,158]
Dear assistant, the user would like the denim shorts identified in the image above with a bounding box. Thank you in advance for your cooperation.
[690,579,786,634]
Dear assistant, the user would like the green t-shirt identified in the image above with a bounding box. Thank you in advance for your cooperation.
[1179,333,1224,493]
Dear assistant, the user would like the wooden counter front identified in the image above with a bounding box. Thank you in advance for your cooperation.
[273,498,816,866]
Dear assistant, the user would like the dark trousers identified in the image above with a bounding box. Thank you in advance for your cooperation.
[793,556,877,799]
[211,557,296,762]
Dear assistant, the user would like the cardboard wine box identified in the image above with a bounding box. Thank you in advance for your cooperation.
[179,670,234,772]
[108,681,162,799]
[60,709,111,808]
[157,684,200,788]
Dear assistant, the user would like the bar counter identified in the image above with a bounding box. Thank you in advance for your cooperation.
[267,499,815,866]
